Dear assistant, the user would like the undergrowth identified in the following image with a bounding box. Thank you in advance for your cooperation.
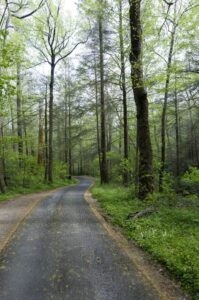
[91,181,199,299]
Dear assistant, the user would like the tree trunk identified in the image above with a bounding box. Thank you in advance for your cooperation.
[159,25,176,191]
[129,0,154,199]
[44,84,48,182]
[10,100,17,152]
[186,92,199,166]
[119,0,129,185]
[68,84,72,179]
[38,99,44,164]
[64,83,68,167]
[94,56,102,178]
[48,60,55,183]
[98,5,108,184]
[23,117,29,157]
[16,64,23,166]
[0,124,6,193]
[174,78,180,178]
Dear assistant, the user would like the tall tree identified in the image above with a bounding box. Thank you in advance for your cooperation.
[34,1,87,182]
[98,0,108,184]
[118,0,129,184]
[16,63,23,165]
[129,0,154,198]
[159,0,177,190]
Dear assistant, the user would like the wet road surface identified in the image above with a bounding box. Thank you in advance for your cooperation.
[0,177,160,300]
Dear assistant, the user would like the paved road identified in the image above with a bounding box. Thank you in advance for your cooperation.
[0,177,159,300]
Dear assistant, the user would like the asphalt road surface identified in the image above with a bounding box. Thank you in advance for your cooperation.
[0,177,160,300]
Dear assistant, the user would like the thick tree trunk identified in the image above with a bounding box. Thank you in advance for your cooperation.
[129,0,154,199]
[98,7,108,184]
[119,0,129,185]
[48,60,55,183]
[16,64,23,166]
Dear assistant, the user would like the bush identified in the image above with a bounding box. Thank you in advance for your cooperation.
[181,167,199,195]
[146,172,177,207]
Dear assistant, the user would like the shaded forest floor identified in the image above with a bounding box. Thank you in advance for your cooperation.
[91,182,199,299]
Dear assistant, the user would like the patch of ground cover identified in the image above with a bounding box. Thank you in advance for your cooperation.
[91,182,199,299]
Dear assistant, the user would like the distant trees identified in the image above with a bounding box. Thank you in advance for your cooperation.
[33,1,87,182]
[0,0,198,198]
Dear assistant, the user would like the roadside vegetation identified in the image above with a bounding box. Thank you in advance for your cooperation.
[0,161,76,202]
[91,168,199,299]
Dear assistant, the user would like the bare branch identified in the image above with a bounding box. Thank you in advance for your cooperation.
[55,35,90,66]
[11,0,46,19]
[153,50,168,64]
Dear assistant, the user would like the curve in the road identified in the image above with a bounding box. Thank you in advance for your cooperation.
[0,177,159,300]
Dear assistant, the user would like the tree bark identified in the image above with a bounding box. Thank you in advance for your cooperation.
[64,83,68,167]
[10,100,17,152]
[38,99,44,164]
[94,56,102,178]
[44,84,48,182]
[48,60,55,183]
[174,77,180,178]
[129,0,154,199]
[159,20,177,190]
[0,124,6,192]
[119,0,129,185]
[68,82,72,179]
[23,115,29,157]
[16,64,23,166]
[98,4,108,184]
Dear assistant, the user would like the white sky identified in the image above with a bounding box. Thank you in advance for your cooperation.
[62,0,77,16]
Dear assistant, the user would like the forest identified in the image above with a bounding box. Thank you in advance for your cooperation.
[0,0,199,298]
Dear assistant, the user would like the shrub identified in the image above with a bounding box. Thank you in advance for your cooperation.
[181,167,199,195]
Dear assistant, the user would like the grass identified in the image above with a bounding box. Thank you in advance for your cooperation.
[91,182,199,299]
[0,178,77,203]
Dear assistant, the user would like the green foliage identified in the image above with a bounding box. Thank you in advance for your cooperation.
[120,158,132,177]
[146,172,177,206]
[91,183,199,298]
[182,167,199,184]
[106,151,122,182]
[181,167,199,195]
[54,161,68,180]
[3,151,69,190]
